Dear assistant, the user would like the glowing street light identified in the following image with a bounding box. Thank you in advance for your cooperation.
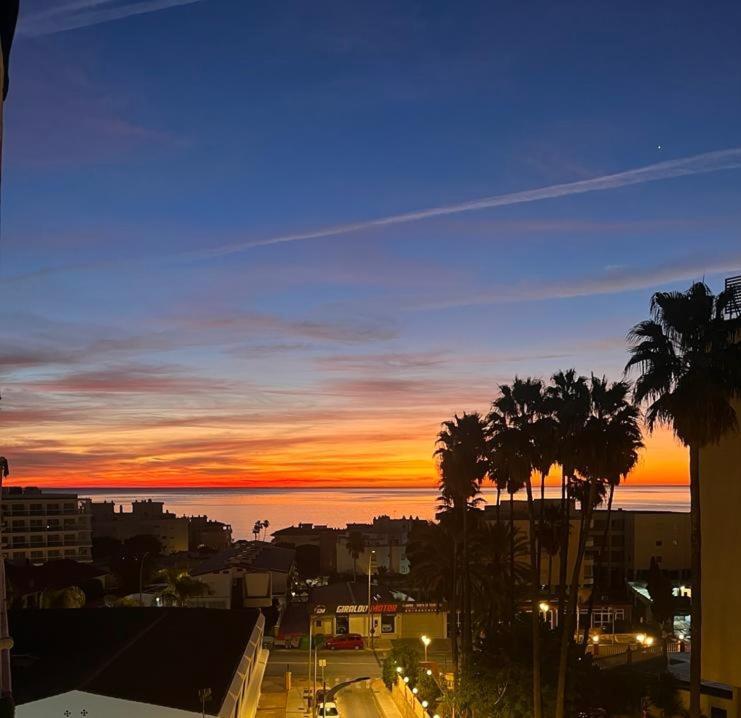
[412,687,418,695]
[645,636,655,647]
[636,633,646,645]
[403,676,410,684]
[591,634,600,643]
[426,669,432,676]
[396,666,403,674]
[422,700,429,708]
[420,634,431,661]
[538,601,549,614]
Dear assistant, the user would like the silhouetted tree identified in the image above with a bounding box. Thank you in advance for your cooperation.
[345,531,365,580]
[627,281,741,718]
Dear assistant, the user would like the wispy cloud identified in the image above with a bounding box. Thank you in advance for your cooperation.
[189,147,741,259]
[410,253,741,310]
[19,0,208,36]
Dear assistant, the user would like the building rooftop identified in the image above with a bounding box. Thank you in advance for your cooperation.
[6,559,107,594]
[10,607,261,713]
[191,540,295,576]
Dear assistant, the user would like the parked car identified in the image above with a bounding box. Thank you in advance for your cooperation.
[317,701,339,717]
[325,633,364,650]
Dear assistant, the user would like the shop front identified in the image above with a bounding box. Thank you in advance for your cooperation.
[309,600,447,641]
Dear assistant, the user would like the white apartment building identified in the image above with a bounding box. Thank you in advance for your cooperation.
[1,487,92,564]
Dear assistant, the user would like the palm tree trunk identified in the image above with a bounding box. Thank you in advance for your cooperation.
[557,470,571,627]
[353,558,357,581]
[555,478,596,718]
[537,472,546,583]
[548,553,553,593]
[525,477,543,718]
[451,538,460,687]
[509,491,516,623]
[461,504,472,669]
[581,482,615,648]
[689,444,702,718]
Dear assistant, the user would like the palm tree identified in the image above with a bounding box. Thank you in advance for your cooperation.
[408,519,461,679]
[537,504,566,592]
[580,378,643,645]
[489,378,548,718]
[156,568,210,607]
[435,413,488,674]
[547,370,590,626]
[262,519,270,541]
[252,521,263,541]
[346,531,365,580]
[626,282,741,718]
[554,376,642,718]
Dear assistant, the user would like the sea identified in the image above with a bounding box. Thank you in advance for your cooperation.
[59,485,690,541]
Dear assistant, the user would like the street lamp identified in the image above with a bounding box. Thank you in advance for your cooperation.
[636,633,646,645]
[538,601,549,614]
[403,676,410,684]
[396,666,403,674]
[426,669,432,676]
[420,634,431,662]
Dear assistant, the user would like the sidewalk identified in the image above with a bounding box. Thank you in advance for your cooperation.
[371,678,404,718]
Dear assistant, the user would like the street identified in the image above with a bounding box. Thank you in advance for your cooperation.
[335,681,384,718]
[266,648,382,684]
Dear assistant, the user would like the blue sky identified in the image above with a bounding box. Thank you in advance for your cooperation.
[2,0,740,487]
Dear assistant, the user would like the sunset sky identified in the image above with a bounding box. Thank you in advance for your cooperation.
[2,1,740,488]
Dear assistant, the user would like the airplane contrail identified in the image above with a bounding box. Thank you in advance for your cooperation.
[19,0,207,36]
[191,147,741,259]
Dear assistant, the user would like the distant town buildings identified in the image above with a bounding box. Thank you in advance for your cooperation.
[188,513,233,551]
[89,499,233,555]
[189,541,296,610]
[90,499,189,553]
[0,488,92,564]
[272,515,425,576]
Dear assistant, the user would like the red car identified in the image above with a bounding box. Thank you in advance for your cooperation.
[325,633,364,650]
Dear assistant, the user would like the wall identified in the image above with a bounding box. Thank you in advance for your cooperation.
[629,512,691,578]
[701,399,741,694]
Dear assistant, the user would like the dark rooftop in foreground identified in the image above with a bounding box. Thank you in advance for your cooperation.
[10,608,261,713]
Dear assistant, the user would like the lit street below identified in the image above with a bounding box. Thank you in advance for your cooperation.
[266,648,382,684]
[335,681,384,718]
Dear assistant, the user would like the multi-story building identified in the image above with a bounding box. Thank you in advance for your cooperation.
[188,514,233,551]
[90,499,189,553]
[696,274,741,717]
[591,508,691,586]
[0,488,92,564]
[482,499,594,591]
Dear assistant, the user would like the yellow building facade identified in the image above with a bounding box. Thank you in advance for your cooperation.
[700,398,741,717]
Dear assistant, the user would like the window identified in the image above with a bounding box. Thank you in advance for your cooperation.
[335,616,349,635]
[655,540,663,547]
[710,708,727,718]
[381,614,396,634]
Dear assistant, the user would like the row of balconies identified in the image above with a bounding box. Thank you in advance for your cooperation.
[2,523,90,534]
[1,507,88,517]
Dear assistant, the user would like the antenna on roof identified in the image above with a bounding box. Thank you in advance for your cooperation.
[725,275,741,318]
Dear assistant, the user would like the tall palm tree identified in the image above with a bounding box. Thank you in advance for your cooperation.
[547,370,590,626]
[408,519,462,682]
[435,413,488,674]
[626,282,741,718]
[537,504,566,592]
[489,378,548,718]
[580,378,643,644]
[554,376,642,718]
[346,531,366,580]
